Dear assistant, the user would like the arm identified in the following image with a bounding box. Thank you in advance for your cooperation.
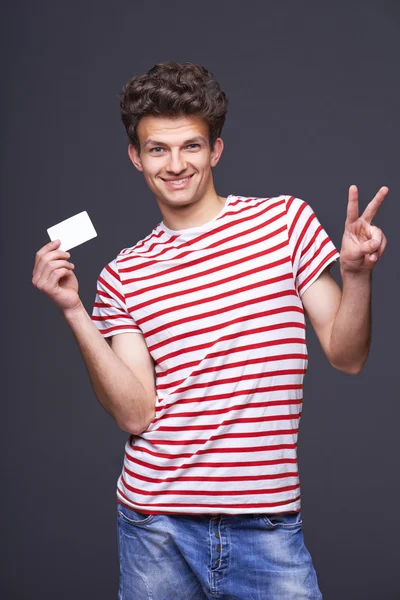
[32,239,156,435]
[63,304,156,434]
[302,268,372,374]
[301,185,388,375]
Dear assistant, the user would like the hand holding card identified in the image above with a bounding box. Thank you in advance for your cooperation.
[47,211,97,251]
[32,238,81,313]
[32,209,96,313]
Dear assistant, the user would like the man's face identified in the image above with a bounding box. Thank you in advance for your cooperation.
[128,115,223,208]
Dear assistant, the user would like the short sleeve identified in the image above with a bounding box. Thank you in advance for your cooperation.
[91,258,142,337]
[285,196,340,297]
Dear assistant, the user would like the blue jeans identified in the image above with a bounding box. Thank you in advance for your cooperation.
[117,503,323,599]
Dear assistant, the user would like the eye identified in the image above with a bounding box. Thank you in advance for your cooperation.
[187,144,200,149]
[150,147,164,153]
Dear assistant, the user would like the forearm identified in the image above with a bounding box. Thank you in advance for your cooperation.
[62,303,154,434]
[329,269,372,373]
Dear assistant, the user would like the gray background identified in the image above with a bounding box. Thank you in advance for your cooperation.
[2,1,399,598]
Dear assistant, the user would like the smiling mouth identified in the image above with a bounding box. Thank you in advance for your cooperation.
[162,174,195,185]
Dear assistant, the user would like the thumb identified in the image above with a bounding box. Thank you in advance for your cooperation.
[360,238,380,254]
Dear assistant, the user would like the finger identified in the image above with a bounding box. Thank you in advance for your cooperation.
[363,226,384,262]
[359,237,381,257]
[34,239,62,268]
[36,264,75,292]
[369,226,386,261]
[365,229,384,262]
[35,247,70,271]
[34,261,75,290]
[42,267,74,293]
[361,186,389,224]
[33,249,71,280]
[377,234,387,259]
[346,185,359,224]
[369,225,384,247]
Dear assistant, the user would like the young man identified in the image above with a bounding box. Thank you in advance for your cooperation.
[32,61,388,599]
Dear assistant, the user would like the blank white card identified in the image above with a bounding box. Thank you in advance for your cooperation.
[47,211,97,252]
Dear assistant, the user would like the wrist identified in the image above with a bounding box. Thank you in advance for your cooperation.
[340,267,372,283]
[62,300,86,323]
[340,269,372,291]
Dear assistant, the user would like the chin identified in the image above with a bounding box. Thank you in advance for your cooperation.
[167,195,196,207]
[158,189,198,206]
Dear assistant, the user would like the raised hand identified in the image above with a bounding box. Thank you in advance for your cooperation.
[339,185,388,273]
[32,239,82,312]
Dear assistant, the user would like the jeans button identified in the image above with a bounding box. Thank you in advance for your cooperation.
[216,544,221,552]
[215,531,220,539]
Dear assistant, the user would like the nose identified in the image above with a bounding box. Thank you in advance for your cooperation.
[166,149,187,175]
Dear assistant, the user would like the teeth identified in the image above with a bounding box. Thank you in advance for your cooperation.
[167,176,191,184]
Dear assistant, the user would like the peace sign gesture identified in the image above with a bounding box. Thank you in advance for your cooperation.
[340,185,388,272]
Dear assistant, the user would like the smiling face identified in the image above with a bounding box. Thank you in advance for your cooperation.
[128,115,224,213]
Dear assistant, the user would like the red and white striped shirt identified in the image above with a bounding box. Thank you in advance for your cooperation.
[91,194,340,515]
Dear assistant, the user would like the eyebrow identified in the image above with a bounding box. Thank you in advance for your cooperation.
[143,136,208,148]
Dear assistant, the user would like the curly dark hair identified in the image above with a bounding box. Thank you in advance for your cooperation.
[119,61,228,153]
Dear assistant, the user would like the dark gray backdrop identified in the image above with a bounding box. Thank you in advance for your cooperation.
[2,1,399,598]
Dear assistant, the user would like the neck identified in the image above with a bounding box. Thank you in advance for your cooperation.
[158,186,227,231]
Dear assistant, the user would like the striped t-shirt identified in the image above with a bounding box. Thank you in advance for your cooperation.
[91,194,340,515]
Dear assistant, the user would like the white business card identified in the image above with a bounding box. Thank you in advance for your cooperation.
[47,211,97,251]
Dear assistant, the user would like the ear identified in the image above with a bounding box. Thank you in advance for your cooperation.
[210,138,224,167]
[128,144,143,172]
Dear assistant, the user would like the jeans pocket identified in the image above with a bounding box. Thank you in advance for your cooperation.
[117,503,156,527]
[261,510,303,529]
